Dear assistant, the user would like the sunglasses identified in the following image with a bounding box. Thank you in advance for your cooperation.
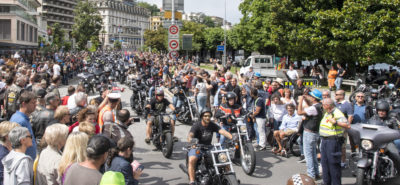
[25,135,32,139]
[203,115,211,118]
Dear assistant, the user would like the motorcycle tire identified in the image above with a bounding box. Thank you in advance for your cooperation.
[289,134,301,157]
[356,168,370,185]
[162,132,173,158]
[221,174,239,185]
[349,91,358,103]
[241,142,256,175]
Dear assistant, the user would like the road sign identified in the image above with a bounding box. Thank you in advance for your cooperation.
[169,25,179,35]
[164,11,182,20]
[168,39,179,50]
[182,34,193,50]
[168,51,179,59]
[217,45,224,51]
[163,0,184,11]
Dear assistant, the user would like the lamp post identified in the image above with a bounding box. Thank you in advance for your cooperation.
[223,0,227,67]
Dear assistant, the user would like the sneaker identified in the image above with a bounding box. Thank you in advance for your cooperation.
[145,138,150,144]
[297,155,306,163]
[252,143,259,148]
[257,146,266,151]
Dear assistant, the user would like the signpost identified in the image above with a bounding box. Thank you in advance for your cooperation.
[162,0,184,11]
[168,50,179,59]
[168,25,180,51]
[217,45,224,51]
[169,25,179,37]
[168,39,179,50]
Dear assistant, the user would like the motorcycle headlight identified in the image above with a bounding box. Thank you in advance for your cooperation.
[218,153,228,163]
[361,140,373,150]
[240,125,247,133]
[189,97,196,103]
[162,115,171,123]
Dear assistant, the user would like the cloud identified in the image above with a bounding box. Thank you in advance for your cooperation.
[139,0,242,24]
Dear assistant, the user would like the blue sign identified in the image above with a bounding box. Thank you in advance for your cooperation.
[40,42,44,48]
[217,45,224,51]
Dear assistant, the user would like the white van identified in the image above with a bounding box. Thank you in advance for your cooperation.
[239,55,303,79]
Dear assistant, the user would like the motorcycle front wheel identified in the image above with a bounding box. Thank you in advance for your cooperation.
[162,132,173,158]
[241,142,256,175]
[221,174,239,185]
[356,168,372,185]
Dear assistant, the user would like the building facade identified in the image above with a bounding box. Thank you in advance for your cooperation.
[37,0,77,35]
[94,0,150,50]
[0,0,41,57]
[150,15,162,31]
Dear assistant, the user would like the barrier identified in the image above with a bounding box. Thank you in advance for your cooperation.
[283,79,319,88]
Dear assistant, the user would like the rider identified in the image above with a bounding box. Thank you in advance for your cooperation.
[144,89,176,144]
[215,92,243,144]
[187,108,233,185]
[172,78,188,114]
[367,100,400,171]
[367,88,379,109]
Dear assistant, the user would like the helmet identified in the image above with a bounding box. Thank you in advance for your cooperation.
[286,174,316,185]
[155,89,164,96]
[108,76,115,81]
[200,108,213,118]
[370,88,379,94]
[376,100,390,112]
[226,92,237,100]
[393,101,400,110]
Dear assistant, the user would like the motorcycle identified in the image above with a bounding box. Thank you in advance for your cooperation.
[146,111,174,158]
[130,84,146,116]
[180,139,240,185]
[77,72,94,94]
[222,113,256,175]
[176,89,199,125]
[348,124,400,185]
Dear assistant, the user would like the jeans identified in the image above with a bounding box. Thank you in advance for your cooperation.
[298,134,304,155]
[197,95,207,114]
[149,86,155,97]
[219,125,231,145]
[321,138,342,185]
[334,77,343,90]
[255,118,266,148]
[172,96,183,121]
[303,131,319,178]
[62,74,69,85]
[245,117,255,140]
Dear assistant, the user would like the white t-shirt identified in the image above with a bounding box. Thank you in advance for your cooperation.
[196,83,207,97]
[286,70,299,80]
[53,64,61,76]
[67,93,77,110]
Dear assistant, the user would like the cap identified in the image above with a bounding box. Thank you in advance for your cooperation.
[32,64,36,68]
[107,90,121,99]
[218,77,226,83]
[86,135,115,157]
[309,89,322,101]
[36,88,47,99]
[254,72,261,78]
[275,78,284,86]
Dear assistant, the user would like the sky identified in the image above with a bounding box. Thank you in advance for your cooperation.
[138,0,243,24]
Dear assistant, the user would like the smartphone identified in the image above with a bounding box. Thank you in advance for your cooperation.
[131,160,144,172]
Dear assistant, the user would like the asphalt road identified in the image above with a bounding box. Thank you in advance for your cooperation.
[58,77,400,185]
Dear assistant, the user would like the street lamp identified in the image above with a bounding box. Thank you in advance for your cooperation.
[223,0,227,67]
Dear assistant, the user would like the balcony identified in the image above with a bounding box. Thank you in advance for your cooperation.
[42,2,74,11]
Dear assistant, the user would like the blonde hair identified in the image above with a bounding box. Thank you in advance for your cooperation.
[0,121,20,144]
[58,132,89,176]
[43,123,69,148]
[54,105,70,121]
[78,121,95,137]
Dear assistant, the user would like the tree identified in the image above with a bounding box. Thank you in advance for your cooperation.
[144,27,168,52]
[181,21,206,52]
[49,23,65,51]
[72,0,103,50]
[114,40,122,50]
[137,2,160,16]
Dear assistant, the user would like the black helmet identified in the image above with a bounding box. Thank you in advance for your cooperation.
[376,100,390,112]
[226,92,237,100]
[393,101,400,110]
[200,108,213,118]
[155,89,164,96]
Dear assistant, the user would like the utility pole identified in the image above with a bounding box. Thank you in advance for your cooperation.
[171,0,175,25]
[223,0,227,67]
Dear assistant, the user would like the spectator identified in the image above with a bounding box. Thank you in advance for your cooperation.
[36,124,69,185]
[54,105,71,125]
[106,137,141,185]
[98,91,121,131]
[274,104,301,156]
[63,135,114,185]
[269,94,288,153]
[226,78,241,104]
[47,76,61,99]
[67,85,84,110]
[58,132,89,183]
[334,63,346,90]
[244,66,254,81]
[281,88,296,106]
[4,76,26,119]
[334,90,353,167]
[0,121,20,185]
[9,91,37,160]
[352,92,373,124]
[2,127,34,185]
[31,92,60,143]
[69,92,87,118]
[286,65,299,82]
[250,88,267,151]
[69,107,100,134]
[327,66,337,91]
[322,90,330,99]
[78,121,96,137]
[61,86,75,106]
[297,90,323,179]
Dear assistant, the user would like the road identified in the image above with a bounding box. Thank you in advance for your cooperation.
[58,78,400,185]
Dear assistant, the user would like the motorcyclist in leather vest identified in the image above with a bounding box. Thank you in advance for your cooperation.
[367,100,400,171]
[215,92,243,144]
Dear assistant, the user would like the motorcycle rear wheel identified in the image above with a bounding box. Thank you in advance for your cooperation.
[356,168,372,185]
[162,132,173,158]
[221,174,239,185]
[289,134,301,157]
[241,143,256,175]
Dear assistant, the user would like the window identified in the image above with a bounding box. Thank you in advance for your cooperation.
[244,59,251,66]
[0,19,11,40]
[21,22,25,41]
[29,25,33,42]
[34,28,37,42]
[17,20,20,40]
[0,6,11,13]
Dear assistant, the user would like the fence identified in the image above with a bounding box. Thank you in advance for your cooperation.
[283,79,319,88]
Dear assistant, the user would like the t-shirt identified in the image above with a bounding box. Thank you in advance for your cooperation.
[353,104,366,124]
[254,97,266,118]
[196,83,207,97]
[335,100,353,118]
[149,98,170,112]
[286,70,298,80]
[63,163,102,185]
[53,64,61,76]
[190,122,221,145]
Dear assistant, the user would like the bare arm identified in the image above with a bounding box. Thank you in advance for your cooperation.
[219,129,232,140]
[187,132,194,142]
[297,96,306,115]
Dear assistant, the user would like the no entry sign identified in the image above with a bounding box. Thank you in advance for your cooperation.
[168,39,179,50]
[168,51,179,59]
[169,25,179,35]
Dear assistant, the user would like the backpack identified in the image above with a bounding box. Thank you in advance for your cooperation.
[99,171,125,185]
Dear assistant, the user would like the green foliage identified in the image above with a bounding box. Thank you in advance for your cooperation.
[144,27,168,52]
[204,27,224,51]
[72,0,103,51]
[181,21,207,51]
[238,0,400,65]
[114,40,122,50]
[49,23,65,51]
[137,2,160,16]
